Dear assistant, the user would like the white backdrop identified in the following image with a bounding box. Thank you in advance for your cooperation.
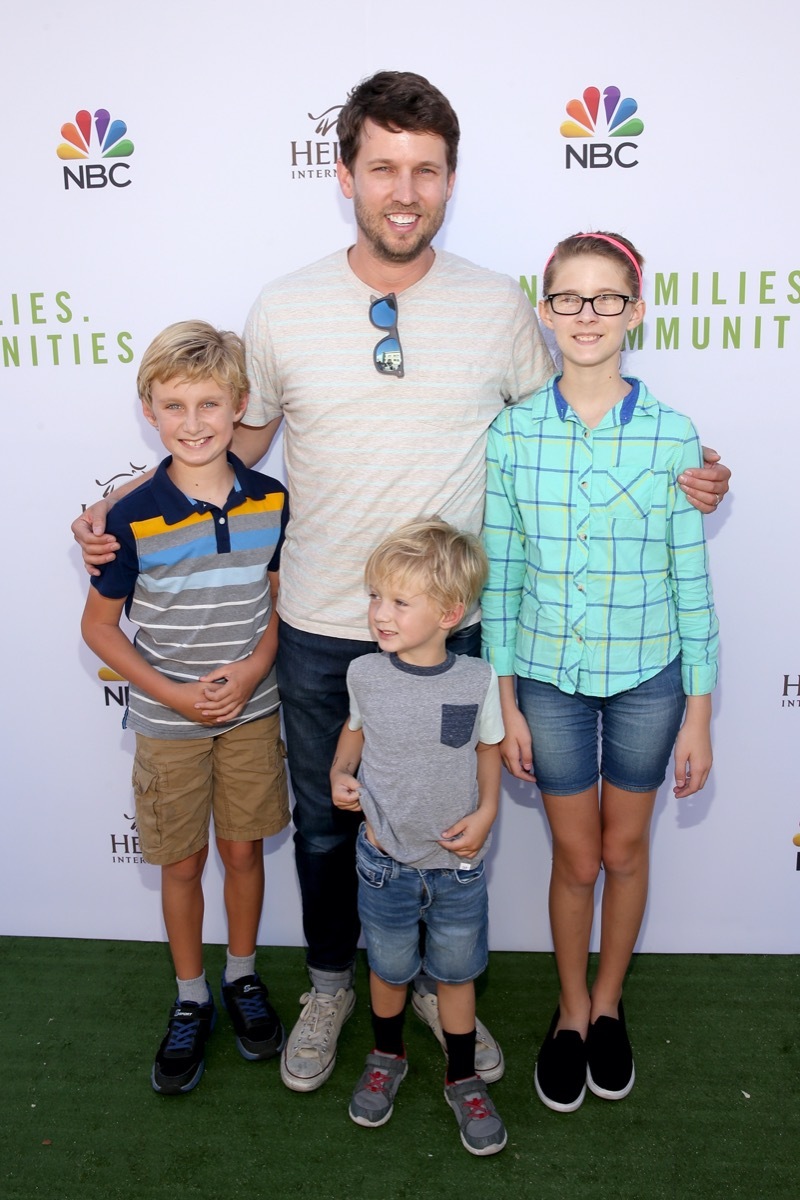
[2,0,797,953]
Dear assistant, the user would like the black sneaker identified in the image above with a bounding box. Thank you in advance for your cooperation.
[221,973,286,1061]
[586,1000,635,1100]
[151,989,216,1095]
[534,1007,587,1112]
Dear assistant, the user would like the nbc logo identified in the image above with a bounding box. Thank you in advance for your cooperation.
[57,108,135,190]
[560,87,644,170]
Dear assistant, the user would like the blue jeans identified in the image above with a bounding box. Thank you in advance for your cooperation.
[516,657,686,795]
[355,825,488,985]
[276,618,481,973]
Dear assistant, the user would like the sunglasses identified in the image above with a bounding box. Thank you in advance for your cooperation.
[370,293,404,378]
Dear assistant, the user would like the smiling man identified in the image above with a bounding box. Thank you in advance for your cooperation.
[73,71,731,1096]
[237,71,556,1094]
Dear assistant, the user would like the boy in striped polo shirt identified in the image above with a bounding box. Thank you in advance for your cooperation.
[81,321,290,1095]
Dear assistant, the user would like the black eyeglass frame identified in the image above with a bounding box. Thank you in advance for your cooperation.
[543,293,639,316]
[369,292,404,378]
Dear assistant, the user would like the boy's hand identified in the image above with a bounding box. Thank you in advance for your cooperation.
[165,681,221,726]
[678,446,731,514]
[438,809,494,859]
[331,771,362,812]
[72,502,120,576]
[196,660,262,723]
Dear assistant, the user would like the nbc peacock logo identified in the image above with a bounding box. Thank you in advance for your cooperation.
[561,86,644,171]
[57,108,135,190]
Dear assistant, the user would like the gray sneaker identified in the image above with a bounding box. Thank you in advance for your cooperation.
[444,1076,508,1156]
[348,1051,408,1127]
[411,989,505,1084]
[280,987,356,1093]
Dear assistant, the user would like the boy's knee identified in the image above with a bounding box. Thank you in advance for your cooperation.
[217,837,262,873]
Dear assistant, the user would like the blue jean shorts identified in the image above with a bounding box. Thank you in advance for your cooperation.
[355,825,489,986]
[516,657,686,796]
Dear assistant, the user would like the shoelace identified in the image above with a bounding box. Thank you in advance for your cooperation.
[235,988,268,1024]
[165,1014,202,1052]
[365,1069,391,1094]
[293,992,337,1048]
[462,1092,491,1120]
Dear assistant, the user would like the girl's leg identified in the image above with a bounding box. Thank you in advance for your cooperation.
[541,787,602,1037]
[592,782,657,1020]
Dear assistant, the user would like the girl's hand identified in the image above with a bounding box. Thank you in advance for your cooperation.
[499,707,536,782]
[673,696,713,797]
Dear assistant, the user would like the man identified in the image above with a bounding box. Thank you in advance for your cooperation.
[75,71,730,1094]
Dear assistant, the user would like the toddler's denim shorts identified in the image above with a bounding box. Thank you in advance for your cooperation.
[516,656,686,796]
[355,824,489,986]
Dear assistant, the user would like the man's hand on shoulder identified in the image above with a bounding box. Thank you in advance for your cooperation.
[679,446,731,515]
[72,501,120,577]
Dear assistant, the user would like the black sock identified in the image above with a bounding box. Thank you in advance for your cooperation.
[443,1028,476,1083]
[371,1008,405,1057]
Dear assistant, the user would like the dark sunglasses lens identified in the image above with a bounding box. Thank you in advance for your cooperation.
[374,336,403,376]
[371,296,398,329]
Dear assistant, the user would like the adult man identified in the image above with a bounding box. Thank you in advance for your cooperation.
[75,71,730,1094]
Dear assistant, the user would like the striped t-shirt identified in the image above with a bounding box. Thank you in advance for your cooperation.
[243,248,553,640]
[91,453,288,738]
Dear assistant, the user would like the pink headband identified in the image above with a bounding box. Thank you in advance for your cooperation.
[543,232,643,296]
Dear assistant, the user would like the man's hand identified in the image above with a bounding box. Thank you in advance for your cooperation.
[679,447,731,515]
[72,501,120,575]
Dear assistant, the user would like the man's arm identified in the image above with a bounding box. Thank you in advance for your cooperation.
[679,446,731,514]
[72,415,283,573]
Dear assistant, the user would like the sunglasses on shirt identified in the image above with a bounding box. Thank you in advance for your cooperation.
[370,292,404,378]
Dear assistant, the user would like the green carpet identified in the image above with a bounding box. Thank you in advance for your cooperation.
[2,939,797,1199]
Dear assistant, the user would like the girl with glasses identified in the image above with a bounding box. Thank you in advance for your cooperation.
[481,231,719,1113]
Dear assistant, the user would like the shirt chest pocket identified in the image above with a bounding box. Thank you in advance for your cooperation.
[440,703,479,749]
[596,468,654,520]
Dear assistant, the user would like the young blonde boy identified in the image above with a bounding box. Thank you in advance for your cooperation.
[81,321,290,1094]
[331,518,507,1156]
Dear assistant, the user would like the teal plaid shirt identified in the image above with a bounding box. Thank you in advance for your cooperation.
[481,376,718,697]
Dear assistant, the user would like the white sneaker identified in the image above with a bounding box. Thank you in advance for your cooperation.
[280,987,356,1092]
[411,989,505,1084]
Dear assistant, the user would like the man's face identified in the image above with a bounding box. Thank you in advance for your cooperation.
[336,118,455,265]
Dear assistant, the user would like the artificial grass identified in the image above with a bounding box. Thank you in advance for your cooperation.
[2,939,797,1199]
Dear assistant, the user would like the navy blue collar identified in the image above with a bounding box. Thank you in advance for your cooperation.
[149,452,274,526]
[389,650,456,676]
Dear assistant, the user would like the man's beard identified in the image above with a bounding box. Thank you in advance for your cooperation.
[353,195,447,264]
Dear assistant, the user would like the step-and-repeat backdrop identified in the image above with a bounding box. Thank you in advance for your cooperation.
[2,1,796,952]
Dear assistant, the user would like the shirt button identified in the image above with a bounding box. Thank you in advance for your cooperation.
[579,532,587,541]
[219,517,226,525]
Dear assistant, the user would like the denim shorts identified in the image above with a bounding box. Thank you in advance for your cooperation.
[516,657,686,796]
[355,825,489,986]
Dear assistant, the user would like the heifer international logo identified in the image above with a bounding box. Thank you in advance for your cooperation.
[290,103,343,181]
[57,107,135,190]
[561,86,644,170]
